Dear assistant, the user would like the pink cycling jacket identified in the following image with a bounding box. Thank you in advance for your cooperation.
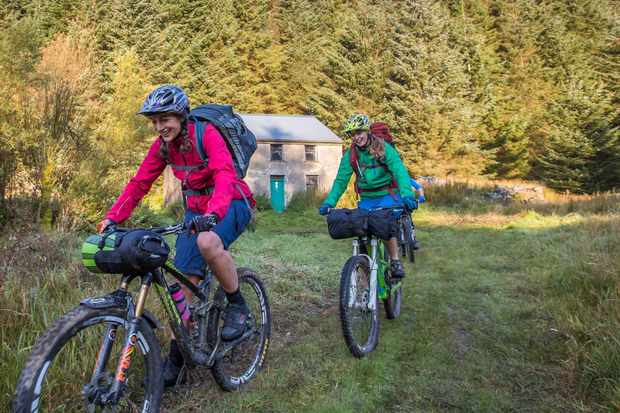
[105,122,254,223]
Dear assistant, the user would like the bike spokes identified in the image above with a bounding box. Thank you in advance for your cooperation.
[21,311,152,412]
[340,256,380,357]
[209,270,271,391]
[349,264,373,343]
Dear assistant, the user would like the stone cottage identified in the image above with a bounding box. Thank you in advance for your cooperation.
[241,114,342,210]
[163,113,343,211]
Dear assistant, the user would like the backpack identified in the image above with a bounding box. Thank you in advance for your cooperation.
[349,143,397,194]
[188,104,257,178]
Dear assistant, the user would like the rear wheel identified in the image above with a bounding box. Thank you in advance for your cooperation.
[339,255,379,358]
[383,283,402,319]
[382,247,403,320]
[208,269,271,391]
[402,216,416,263]
[406,243,415,263]
[12,306,162,412]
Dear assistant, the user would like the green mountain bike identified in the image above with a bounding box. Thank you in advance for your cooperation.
[334,208,404,358]
[12,222,271,413]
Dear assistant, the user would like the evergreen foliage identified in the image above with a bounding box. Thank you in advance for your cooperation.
[0,0,617,228]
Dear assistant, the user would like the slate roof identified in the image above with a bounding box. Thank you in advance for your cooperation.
[239,114,342,144]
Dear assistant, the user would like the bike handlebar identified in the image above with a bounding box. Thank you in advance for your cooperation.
[327,205,406,214]
[103,222,188,236]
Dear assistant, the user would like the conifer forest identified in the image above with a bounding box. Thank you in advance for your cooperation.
[0,0,618,226]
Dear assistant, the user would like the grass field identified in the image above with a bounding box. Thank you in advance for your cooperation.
[1,190,618,412]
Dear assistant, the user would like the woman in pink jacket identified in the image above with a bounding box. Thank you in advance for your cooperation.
[98,85,255,387]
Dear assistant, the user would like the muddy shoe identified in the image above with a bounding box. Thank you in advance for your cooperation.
[221,302,250,341]
[390,259,405,279]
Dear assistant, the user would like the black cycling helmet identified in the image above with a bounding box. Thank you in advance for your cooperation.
[138,84,189,117]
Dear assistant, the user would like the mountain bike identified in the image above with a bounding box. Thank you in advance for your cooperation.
[334,207,404,358]
[12,222,271,412]
[398,212,416,263]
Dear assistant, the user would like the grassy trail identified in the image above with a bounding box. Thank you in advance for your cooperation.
[162,209,587,412]
[2,207,616,412]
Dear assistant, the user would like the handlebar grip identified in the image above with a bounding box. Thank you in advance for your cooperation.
[102,223,117,233]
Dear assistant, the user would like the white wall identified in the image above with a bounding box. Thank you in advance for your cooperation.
[163,142,343,207]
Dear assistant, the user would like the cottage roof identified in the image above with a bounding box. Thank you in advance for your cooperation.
[239,114,342,144]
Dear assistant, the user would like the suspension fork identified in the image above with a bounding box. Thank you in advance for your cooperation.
[376,241,389,301]
[103,273,153,406]
[85,276,132,402]
[368,238,379,310]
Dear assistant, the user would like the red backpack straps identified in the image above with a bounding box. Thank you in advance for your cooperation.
[349,144,398,196]
[349,144,360,174]
[348,145,364,194]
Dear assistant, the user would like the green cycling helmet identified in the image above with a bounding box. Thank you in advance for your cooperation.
[343,114,370,134]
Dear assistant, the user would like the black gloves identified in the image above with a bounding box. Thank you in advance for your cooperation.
[190,214,218,233]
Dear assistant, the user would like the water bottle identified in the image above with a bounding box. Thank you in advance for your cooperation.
[168,283,191,322]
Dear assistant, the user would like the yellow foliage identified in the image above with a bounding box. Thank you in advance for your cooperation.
[96,49,152,152]
[36,30,96,92]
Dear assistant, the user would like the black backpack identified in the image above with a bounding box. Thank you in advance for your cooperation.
[188,104,257,178]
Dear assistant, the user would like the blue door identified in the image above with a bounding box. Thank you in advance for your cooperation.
[270,175,285,213]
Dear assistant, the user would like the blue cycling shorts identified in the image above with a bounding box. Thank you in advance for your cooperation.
[358,193,403,210]
[174,200,251,277]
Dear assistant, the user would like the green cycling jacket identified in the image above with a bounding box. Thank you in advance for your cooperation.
[324,141,414,206]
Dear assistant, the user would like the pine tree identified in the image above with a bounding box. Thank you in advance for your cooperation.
[595,116,620,191]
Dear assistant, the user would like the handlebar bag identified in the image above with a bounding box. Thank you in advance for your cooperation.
[81,230,169,274]
[367,209,399,240]
[326,208,369,239]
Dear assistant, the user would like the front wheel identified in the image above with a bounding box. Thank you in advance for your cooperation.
[208,268,271,391]
[12,306,163,412]
[339,255,380,358]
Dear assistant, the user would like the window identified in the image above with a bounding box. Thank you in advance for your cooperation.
[305,145,317,161]
[306,175,319,192]
[270,144,283,161]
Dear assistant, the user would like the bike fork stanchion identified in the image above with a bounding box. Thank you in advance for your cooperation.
[349,239,365,308]
[368,238,378,310]
[104,273,152,406]
[86,283,130,399]
[83,323,119,406]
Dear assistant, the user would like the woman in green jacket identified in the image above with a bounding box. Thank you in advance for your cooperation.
[319,114,417,279]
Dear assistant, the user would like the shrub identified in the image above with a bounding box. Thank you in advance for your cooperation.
[287,191,325,213]
[253,194,271,211]
[127,205,176,227]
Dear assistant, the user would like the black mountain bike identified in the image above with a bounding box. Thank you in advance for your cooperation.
[12,222,271,412]
[398,212,416,263]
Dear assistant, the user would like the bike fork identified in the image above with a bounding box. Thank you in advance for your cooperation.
[102,274,152,406]
[84,279,133,405]
[368,239,378,310]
